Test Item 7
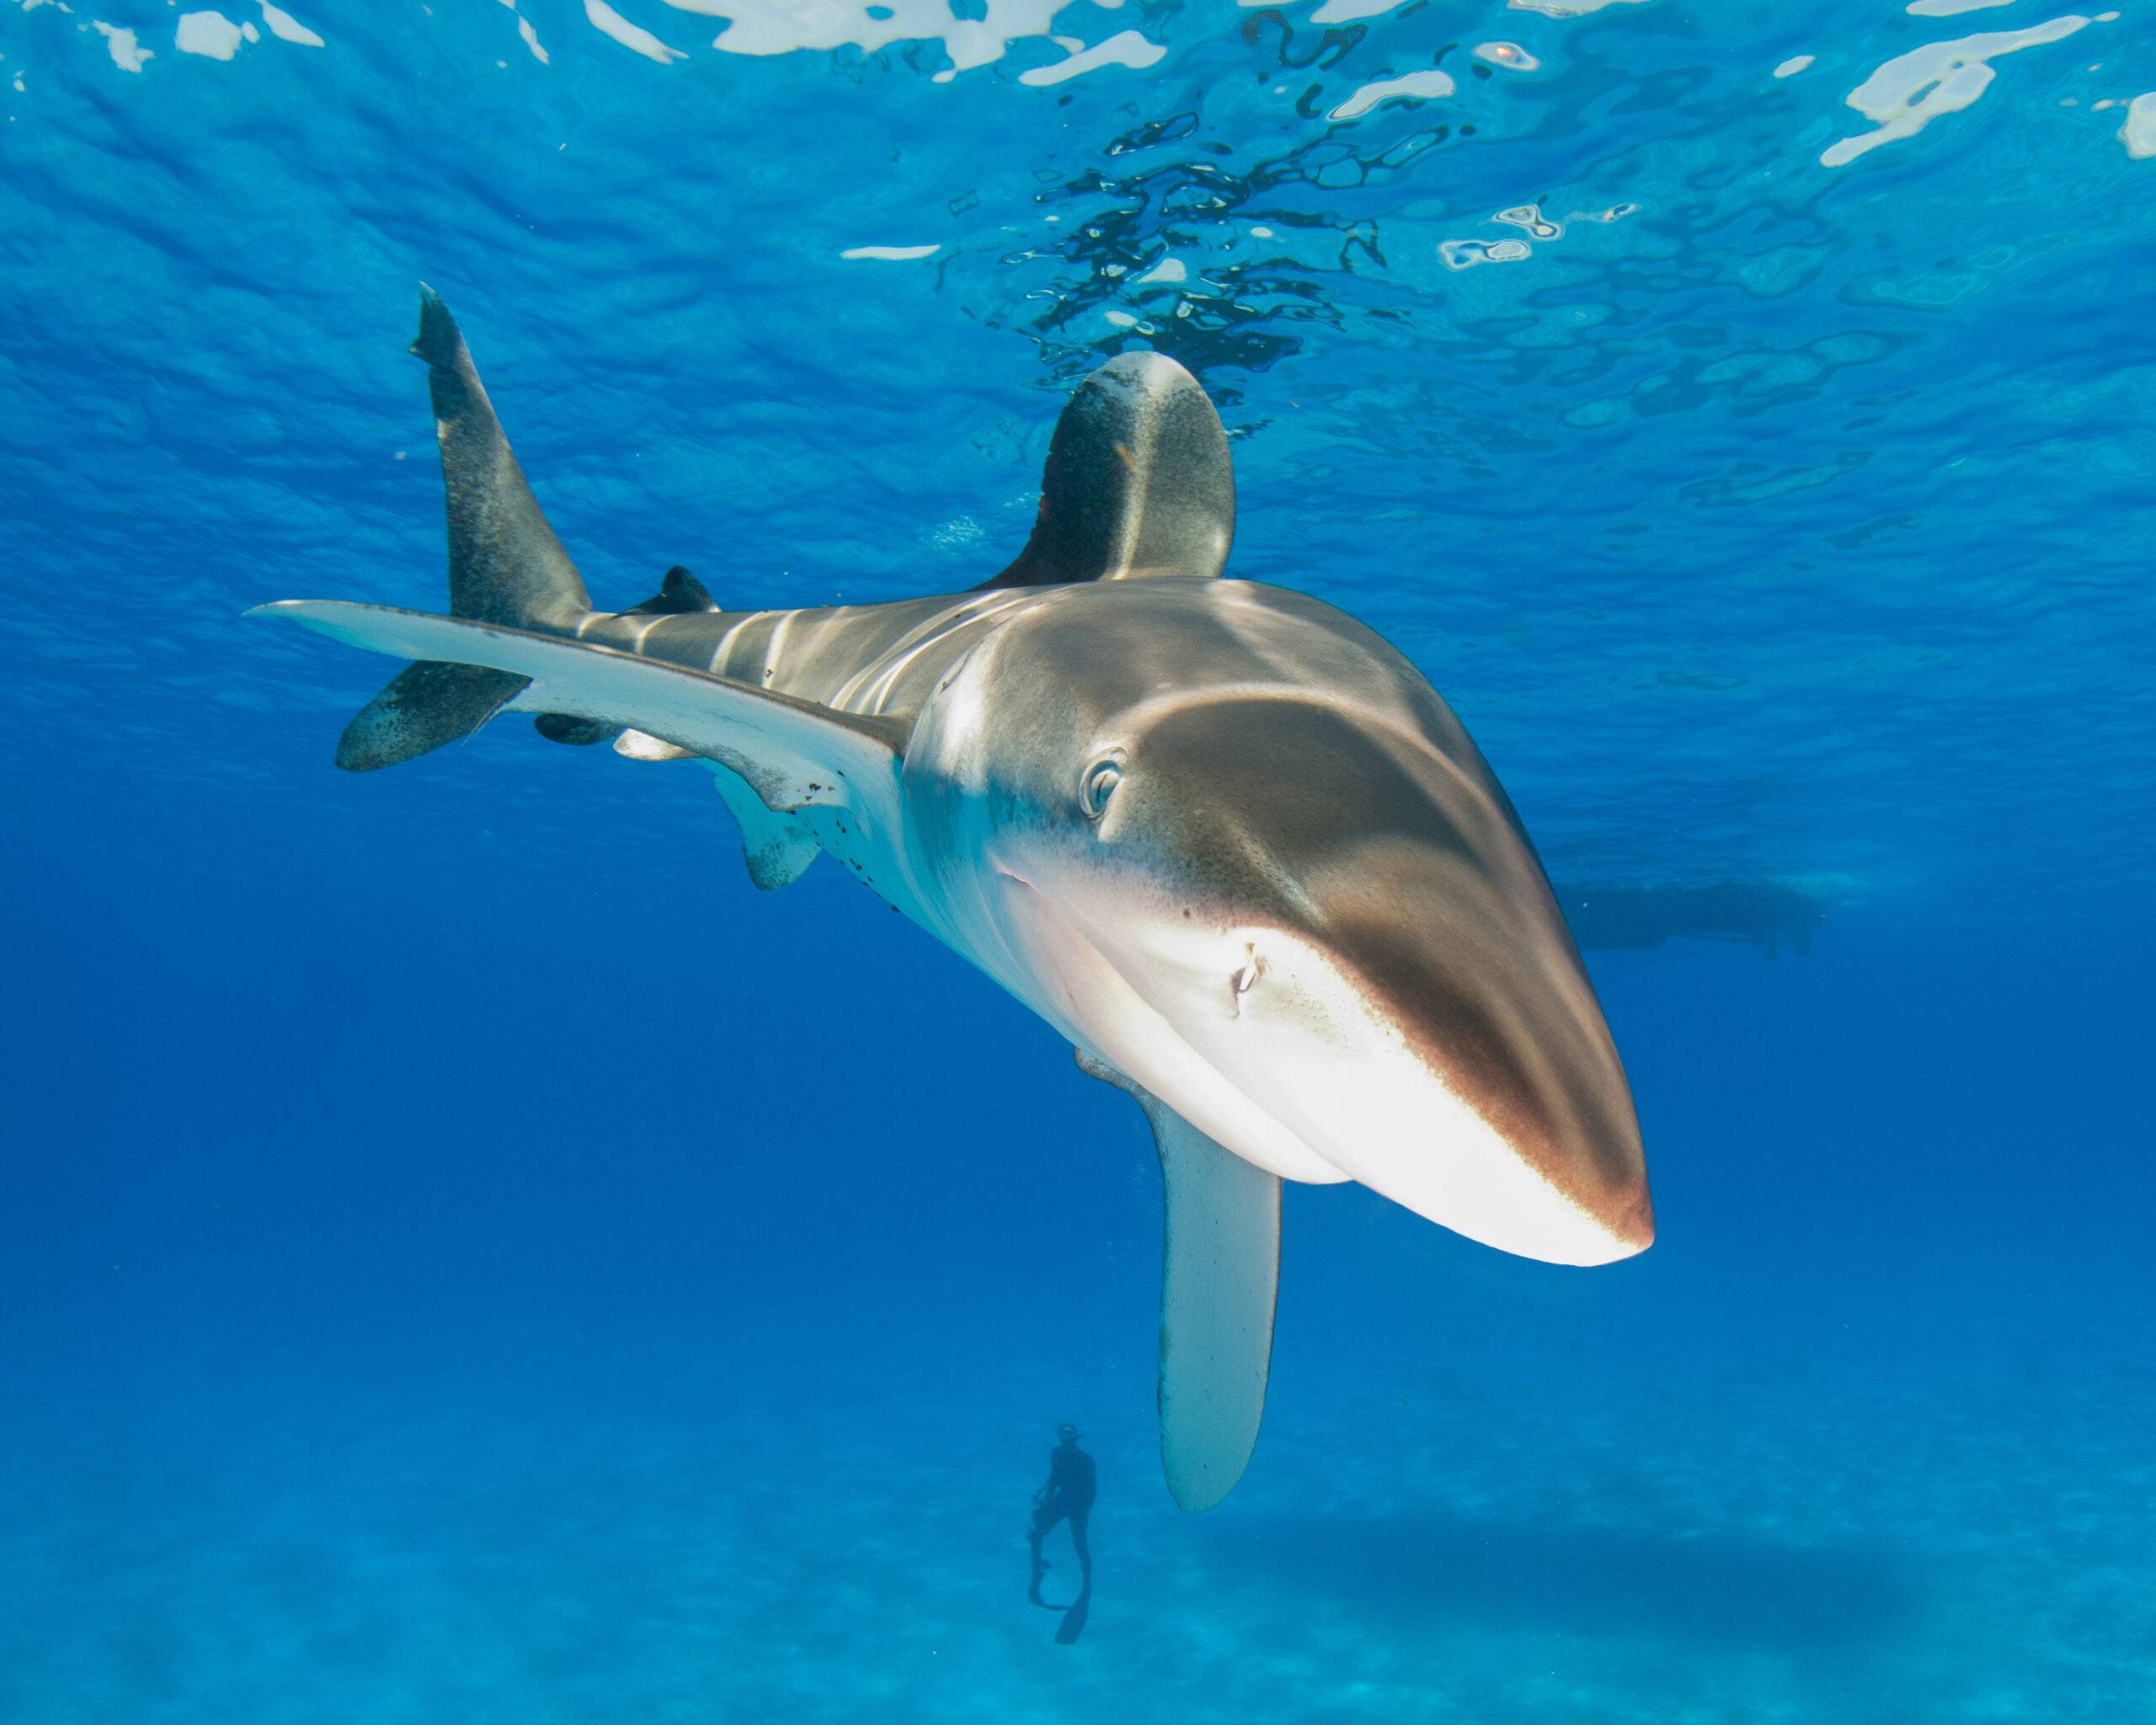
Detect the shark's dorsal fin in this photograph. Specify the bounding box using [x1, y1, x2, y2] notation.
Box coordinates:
[981, 352, 1235, 589]
[1076, 1049, 1279, 1512]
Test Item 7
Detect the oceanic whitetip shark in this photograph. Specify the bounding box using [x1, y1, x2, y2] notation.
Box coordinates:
[252, 291, 1652, 1511]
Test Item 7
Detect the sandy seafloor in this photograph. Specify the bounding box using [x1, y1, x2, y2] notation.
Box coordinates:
[7, 895, 2148, 1722]
[10, 1268, 2150, 1723]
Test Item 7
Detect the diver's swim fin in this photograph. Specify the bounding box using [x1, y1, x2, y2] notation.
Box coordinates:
[1054, 1589, 1091, 1646]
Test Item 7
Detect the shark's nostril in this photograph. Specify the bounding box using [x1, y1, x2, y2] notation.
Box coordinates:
[1229, 946, 1263, 1017]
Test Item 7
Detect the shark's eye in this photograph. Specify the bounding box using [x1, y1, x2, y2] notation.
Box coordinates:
[1080, 756, 1123, 821]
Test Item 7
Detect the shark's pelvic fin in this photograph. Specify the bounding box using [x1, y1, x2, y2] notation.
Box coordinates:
[707, 761, 819, 889]
[1078, 1049, 1279, 1512]
[982, 351, 1235, 590]
[615, 729, 698, 762]
[335, 289, 597, 772]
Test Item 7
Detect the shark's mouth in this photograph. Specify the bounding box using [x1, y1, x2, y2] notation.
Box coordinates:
[991, 867, 1647, 1266]
[990, 868, 1350, 1188]
[1195, 930, 1650, 1267]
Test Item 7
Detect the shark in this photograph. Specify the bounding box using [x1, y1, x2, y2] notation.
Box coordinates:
[251, 290, 1652, 1511]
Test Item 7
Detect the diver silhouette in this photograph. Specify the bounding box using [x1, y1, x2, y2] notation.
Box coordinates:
[1027, 1423, 1095, 1632]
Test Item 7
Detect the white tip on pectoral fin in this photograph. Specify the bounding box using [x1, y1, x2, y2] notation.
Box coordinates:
[1155, 1103, 1280, 1510]
[1076, 1050, 1280, 1511]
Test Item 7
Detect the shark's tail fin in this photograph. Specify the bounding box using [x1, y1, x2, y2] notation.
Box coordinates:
[335, 287, 594, 772]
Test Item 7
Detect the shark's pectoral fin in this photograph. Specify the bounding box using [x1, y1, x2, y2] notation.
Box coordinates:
[1153, 1103, 1280, 1512]
[1076, 1049, 1279, 1512]
[981, 350, 1235, 589]
[249, 602, 905, 825]
[707, 760, 819, 889]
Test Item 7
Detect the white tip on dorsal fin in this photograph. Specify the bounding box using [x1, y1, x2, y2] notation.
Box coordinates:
[1076, 1049, 1280, 1512]
[614, 729, 698, 762]
[979, 350, 1235, 590]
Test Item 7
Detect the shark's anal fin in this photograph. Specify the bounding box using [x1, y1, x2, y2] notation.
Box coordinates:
[707, 760, 819, 889]
[533, 713, 613, 747]
[1076, 1049, 1279, 1512]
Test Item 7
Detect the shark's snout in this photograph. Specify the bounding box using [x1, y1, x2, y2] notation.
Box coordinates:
[1077, 692, 1653, 1265]
[1189, 918, 1652, 1266]
[1312, 883, 1656, 1261]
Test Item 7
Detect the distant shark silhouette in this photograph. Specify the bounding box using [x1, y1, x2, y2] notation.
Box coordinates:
[252, 290, 1652, 1511]
[1557, 879, 1828, 956]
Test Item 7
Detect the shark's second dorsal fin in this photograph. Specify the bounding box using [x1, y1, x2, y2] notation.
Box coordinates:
[981, 352, 1235, 589]
[1076, 1049, 1279, 1512]
[532, 567, 720, 747]
[627, 565, 719, 616]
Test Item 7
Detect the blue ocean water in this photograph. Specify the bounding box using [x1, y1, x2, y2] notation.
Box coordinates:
[4, 1, 2153, 1718]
